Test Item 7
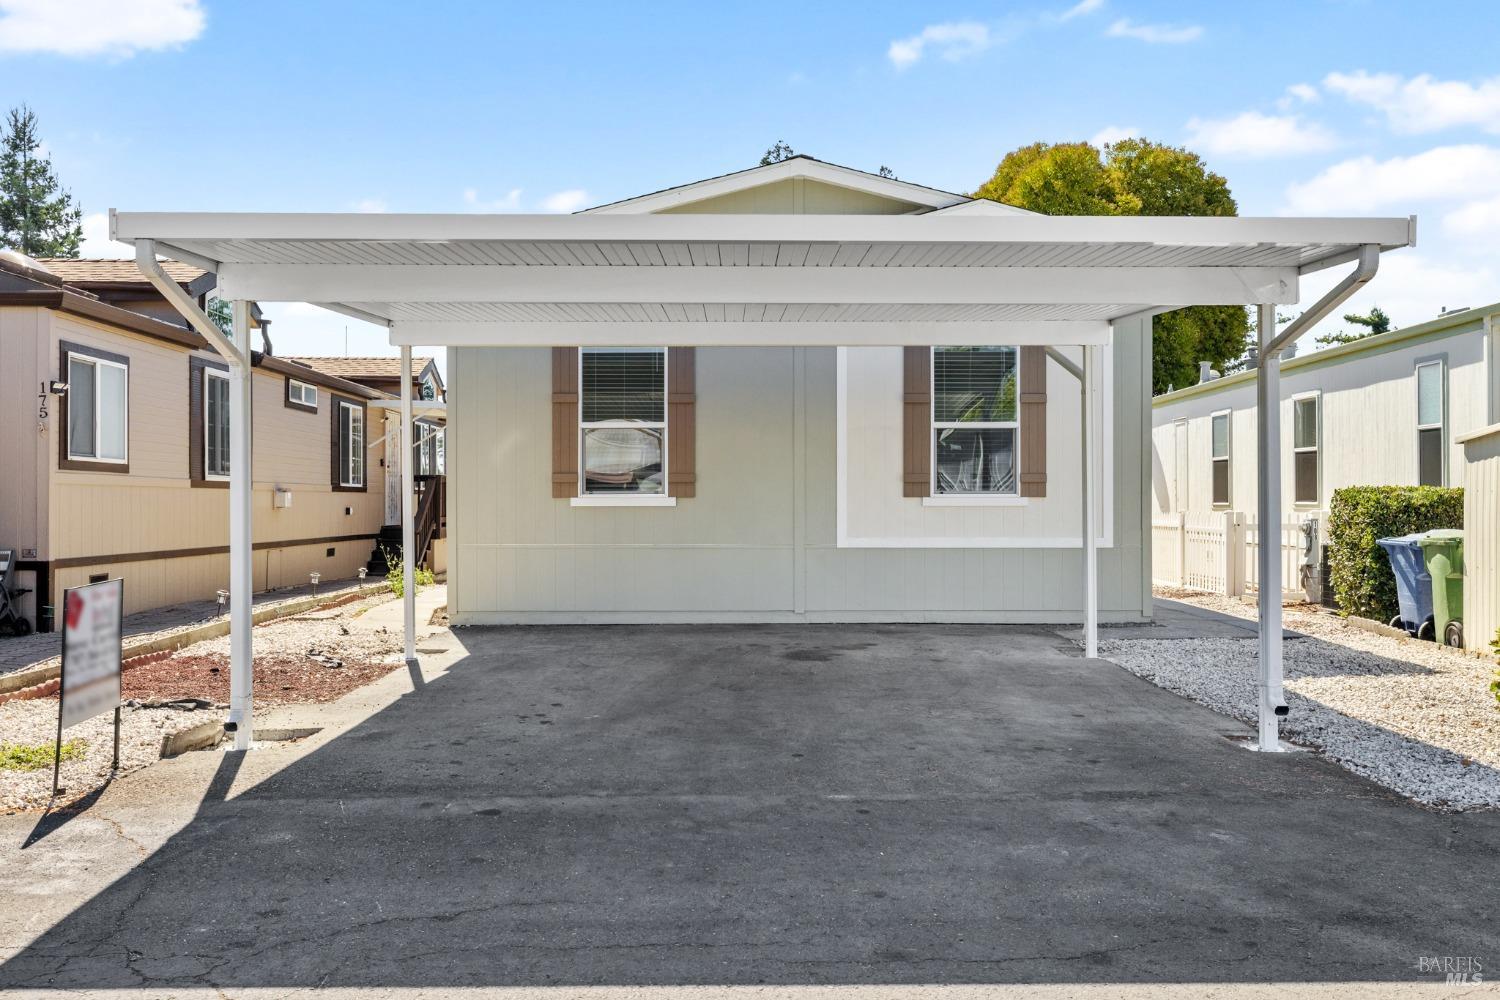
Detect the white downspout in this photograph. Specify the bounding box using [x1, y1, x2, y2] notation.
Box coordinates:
[1253, 244, 1380, 752]
[1044, 346, 1096, 658]
[401, 345, 417, 671]
[134, 242, 256, 749]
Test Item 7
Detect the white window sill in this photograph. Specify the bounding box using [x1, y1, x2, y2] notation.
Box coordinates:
[570, 495, 677, 507]
[922, 495, 1029, 508]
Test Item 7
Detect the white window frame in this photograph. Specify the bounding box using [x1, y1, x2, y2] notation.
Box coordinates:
[203, 368, 231, 481]
[66, 350, 129, 464]
[338, 400, 365, 488]
[1291, 391, 1320, 507]
[574, 346, 673, 506]
[930, 345, 1021, 499]
[1210, 409, 1231, 508]
[1415, 358, 1445, 486]
[288, 378, 318, 409]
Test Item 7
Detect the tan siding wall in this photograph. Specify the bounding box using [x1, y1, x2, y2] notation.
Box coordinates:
[34, 312, 388, 619]
[0, 307, 48, 555]
[661, 178, 923, 215]
[1461, 428, 1500, 652]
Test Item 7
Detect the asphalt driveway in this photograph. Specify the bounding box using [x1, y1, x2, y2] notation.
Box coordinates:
[2, 623, 1496, 992]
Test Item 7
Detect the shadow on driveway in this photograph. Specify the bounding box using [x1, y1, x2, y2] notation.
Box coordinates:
[2, 623, 1496, 990]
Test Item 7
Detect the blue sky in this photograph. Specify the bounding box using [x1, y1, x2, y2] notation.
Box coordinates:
[7, 0, 1500, 365]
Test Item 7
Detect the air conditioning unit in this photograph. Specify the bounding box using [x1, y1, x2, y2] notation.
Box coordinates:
[272, 488, 293, 509]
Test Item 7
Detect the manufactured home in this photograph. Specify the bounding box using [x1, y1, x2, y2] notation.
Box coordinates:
[1152, 303, 1500, 517]
[110, 155, 1416, 750]
[0, 254, 446, 630]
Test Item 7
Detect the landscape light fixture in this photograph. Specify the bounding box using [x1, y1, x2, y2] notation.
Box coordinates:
[216, 589, 230, 616]
[357, 567, 368, 582]
[309, 571, 321, 597]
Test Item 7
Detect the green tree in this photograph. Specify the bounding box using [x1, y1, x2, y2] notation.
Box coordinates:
[1317, 305, 1392, 347]
[760, 140, 797, 166]
[0, 106, 82, 258]
[973, 138, 1249, 393]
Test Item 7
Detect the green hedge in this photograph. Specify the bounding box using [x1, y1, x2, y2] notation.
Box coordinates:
[1327, 485, 1463, 621]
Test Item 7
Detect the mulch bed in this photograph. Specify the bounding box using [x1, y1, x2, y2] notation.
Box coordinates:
[122, 652, 403, 706]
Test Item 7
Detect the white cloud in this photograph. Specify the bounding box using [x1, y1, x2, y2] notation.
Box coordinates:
[1283, 144, 1500, 213]
[1442, 194, 1500, 240]
[888, 21, 992, 69]
[1105, 18, 1202, 43]
[353, 197, 388, 213]
[1059, 0, 1104, 20]
[1324, 70, 1500, 134]
[0, 0, 203, 58]
[79, 211, 129, 259]
[541, 189, 590, 214]
[462, 187, 522, 212]
[1090, 124, 1138, 146]
[1183, 112, 1338, 158]
[1275, 82, 1320, 110]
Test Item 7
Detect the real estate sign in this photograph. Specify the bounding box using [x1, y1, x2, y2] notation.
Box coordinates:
[60, 579, 123, 728]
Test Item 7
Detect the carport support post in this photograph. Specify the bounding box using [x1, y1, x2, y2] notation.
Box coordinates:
[228, 300, 255, 749]
[401, 345, 416, 670]
[1255, 303, 1285, 752]
[1082, 344, 1098, 659]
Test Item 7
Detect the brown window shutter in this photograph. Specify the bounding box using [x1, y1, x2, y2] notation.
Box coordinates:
[902, 347, 931, 497]
[667, 347, 696, 498]
[551, 347, 580, 498]
[1018, 346, 1047, 498]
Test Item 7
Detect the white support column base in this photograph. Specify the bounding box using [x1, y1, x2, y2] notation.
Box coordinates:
[1255, 303, 1287, 753]
[228, 300, 255, 750]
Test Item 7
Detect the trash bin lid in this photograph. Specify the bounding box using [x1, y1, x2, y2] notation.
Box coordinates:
[1377, 532, 1428, 551]
[1417, 528, 1463, 552]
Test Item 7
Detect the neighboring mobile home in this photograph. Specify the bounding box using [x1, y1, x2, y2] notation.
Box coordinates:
[1150, 303, 1499, 614]
[1152, 304, 1498, 512]
[0, 253, 394, 629]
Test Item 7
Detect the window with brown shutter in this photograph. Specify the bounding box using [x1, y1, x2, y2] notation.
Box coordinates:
[555, 346, 696, 499]
[1017, 346, 1047, 498]
[667, 347, 696, 497]
[907, 345, 1046, 498]
[551, 347, 580, 497]
[901, 347, 931, 497]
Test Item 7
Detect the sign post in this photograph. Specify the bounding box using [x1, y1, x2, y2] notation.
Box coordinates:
[53, 578, 124, 799]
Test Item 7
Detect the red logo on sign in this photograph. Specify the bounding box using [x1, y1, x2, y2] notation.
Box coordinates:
[65, 591, 84, 630]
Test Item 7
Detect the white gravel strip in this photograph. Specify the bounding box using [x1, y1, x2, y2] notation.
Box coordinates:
[1102, 597, 1500, 812]
[0, 701, 215, 813]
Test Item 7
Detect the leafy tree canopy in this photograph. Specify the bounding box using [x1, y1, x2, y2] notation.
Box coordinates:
[0, 105, 82, 258]
[973, 138, 1246, 393]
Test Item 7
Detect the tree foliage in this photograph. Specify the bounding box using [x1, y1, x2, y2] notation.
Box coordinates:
[973, 138, 1248, 393]
[759, 140, 797, 166]
[1317, 305, 1392, 347]
[0, 105, 82, 258]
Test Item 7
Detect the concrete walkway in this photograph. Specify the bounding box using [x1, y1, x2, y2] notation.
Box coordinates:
[0, 575, 378, 677]
[2, 622, 1494, 993]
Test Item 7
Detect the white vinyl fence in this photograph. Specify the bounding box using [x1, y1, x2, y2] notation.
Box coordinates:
[1153, 510, 1318, 601]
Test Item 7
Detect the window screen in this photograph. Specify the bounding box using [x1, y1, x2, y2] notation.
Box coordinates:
[67, 354, 127, 462]
[932, 346, 1019, 495]
[339, 402, 365, 487]
[1293, 396, 1318, 504]
[205, 371, 230, 477]
[581, 349, 665, 423]
[1416, 362, 1443, 486]
[1210, 413, 1230, 506]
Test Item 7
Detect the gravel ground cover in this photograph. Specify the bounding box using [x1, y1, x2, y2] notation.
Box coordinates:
[0, 591, 406, 813]
[1102, 589, 1500, 811]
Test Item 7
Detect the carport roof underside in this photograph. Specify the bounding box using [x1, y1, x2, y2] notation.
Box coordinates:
[110, 211, 1416, 346]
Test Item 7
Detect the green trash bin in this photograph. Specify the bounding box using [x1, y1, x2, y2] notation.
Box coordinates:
[1418, 529, 1465, 648]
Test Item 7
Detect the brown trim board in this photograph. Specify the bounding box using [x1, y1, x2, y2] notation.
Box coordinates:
[51, 533, 381, 571]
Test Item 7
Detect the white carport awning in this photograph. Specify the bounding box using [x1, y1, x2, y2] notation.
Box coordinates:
[110, 211, 1416, 346]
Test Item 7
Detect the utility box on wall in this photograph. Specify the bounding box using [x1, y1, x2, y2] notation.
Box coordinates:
[272, 488, 293, 509]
